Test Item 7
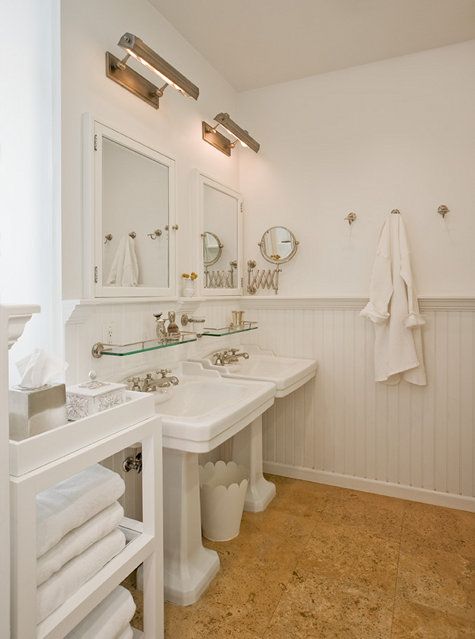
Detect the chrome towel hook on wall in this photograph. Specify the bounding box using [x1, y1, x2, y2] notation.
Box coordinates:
[345, 212, 357, 225]
[105, 231, 136, 242]
[147, 229, 162, 240]
[391, 209, 401, 214]
[438, 204, 449, 218]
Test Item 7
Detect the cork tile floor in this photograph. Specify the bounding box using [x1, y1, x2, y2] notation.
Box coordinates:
[129, 475, 475, 638]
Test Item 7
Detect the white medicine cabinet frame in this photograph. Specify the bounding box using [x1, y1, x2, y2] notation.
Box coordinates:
[83, 114, 177, 298]
[195, 170, 243, 297]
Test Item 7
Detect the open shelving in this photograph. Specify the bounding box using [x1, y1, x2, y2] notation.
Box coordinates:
[92, 334, 197, 357]
[202, 322, 258, 337]
[10, 395, 163, 639]
[91, 323, 258, 357]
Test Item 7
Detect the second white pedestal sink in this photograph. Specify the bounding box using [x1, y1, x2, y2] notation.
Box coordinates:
[193, 346, 318, 513]
[154, 362, 275, 606]
[197, 345, 318, 398]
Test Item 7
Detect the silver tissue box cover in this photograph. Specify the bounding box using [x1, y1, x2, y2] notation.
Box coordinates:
[66, 382, 126, 421]
[9, 384, 67, 441]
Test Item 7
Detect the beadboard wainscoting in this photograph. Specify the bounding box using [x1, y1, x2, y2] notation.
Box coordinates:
[63, 297, 475, 514]
[240, 297, 475, 511]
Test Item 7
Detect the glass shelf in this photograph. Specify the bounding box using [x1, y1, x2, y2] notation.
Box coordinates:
[92, 334, 197, 357]
[202, 323, 258, 337]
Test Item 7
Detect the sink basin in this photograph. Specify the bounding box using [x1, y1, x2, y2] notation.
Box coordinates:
[157, 380, 246, 417]
[154, 362, 275, 453]
[195, 345, 317, 397]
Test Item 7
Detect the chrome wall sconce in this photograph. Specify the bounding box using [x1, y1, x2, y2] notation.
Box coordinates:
[106, 33, 199, 109]
[202, 112, 260, 156]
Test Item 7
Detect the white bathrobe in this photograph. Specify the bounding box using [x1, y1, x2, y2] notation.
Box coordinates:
[360, 213, 426, 386]
[107, 236, 139, 287]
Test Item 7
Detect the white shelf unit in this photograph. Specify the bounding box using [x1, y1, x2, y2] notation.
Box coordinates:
[10, 403, 163, 639]
[2, 303, 41, 639]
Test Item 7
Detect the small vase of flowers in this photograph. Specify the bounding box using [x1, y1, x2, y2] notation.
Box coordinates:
[181, 272, 198, 297]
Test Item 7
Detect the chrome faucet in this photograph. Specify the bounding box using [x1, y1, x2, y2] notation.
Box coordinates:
[154, 368, 179, 388]
[126, 369, 179, 392]
[212, 348, 249, 366]
[126, 373, 155, 392]
[127, 376, 142, 391]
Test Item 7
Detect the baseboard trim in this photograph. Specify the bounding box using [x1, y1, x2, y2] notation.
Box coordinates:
[263, 462, 475, 512]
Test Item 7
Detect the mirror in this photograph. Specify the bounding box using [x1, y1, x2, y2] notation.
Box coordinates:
[88, 117, 176, 297]
[202, 231, 223, 266]
[259, 226, 299, 264]
[199, 174, 242, 294]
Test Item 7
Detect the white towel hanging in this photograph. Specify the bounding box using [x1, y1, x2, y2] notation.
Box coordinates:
[360, 213, 426, 386]
[107, 235, 139, 287]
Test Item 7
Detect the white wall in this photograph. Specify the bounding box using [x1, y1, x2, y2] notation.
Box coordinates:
[61, 0, 239, 299]
[0, 0, 62, 378]
[238, 41, 475, 297]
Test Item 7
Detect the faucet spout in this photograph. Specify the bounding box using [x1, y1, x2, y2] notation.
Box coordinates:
[155, 369, 180, 388]
[212, 348, 249, 366]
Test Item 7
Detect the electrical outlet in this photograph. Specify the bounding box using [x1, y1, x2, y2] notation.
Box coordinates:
[103, 321, 115, 345]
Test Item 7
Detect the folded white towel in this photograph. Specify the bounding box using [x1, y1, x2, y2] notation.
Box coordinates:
[65, 585, 136, 639]
[37, 529, 126, 622]
[116, 626, 134, 639]
[37, 464, 125, 557]
[107, 235, 139, 287]
[37, 502, 124, 585]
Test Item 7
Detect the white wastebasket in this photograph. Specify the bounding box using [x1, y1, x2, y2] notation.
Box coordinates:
[199, 461, 249, 542]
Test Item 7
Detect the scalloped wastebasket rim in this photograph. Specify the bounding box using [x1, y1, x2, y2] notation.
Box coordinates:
[199, 460, 249, 490]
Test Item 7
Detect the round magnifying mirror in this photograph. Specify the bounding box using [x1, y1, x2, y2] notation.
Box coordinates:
[259, 226, 299, 264]
[202, 231, 223, 266]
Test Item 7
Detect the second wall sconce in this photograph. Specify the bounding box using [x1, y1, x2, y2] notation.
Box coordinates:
[106, 33, 199, 109]
[202, 112, 260, 156]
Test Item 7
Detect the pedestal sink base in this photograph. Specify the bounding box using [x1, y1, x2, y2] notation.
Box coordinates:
[163, 448, 220, 606]
[243, 475, 276, 513]
[232, 415, 276, 512]
[164, 546, 219, 606]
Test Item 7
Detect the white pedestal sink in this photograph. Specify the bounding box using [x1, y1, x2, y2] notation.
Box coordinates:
[193, 346, 318, 512]
[154, 363, 275, 606]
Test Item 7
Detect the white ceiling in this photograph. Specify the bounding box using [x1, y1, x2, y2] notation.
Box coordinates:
[149, 0, 475, 91]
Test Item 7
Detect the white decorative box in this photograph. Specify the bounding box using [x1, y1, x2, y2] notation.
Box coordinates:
[66, 372, 127, 421]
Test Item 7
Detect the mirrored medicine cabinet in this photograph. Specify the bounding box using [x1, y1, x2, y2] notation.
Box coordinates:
[83, 115, 177, 298]
[196, 172, 243, 296]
